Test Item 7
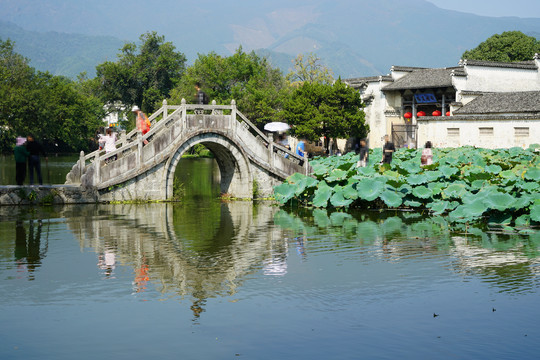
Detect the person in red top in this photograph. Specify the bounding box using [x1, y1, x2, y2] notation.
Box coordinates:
[132, 105, 150, 145]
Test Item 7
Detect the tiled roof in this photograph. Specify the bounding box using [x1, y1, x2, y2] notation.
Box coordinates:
[459, 59, 538, 70]
[382, 68, 459, 91]
[344, 75, 393, 89]
[454, 91, 540, 114]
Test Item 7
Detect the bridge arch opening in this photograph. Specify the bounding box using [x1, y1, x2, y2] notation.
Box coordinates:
[165, 132, 254, 199]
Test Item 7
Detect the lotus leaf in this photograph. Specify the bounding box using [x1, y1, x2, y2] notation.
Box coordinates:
[439, 165, 459, 178]
[524, 167, 540, 181]
[470, 179, 488, 190]
[404, 200, 423, 207]
[406, 173, 428, 185]
[424, 170, 442, 182]
[273, 183, 296, 204]
[342, 183, 358, 200]
[427, 182, 446, 195]
[311, 163, 328, 178]
[531, 204, 540, 222]
[521, 182, 539, 192]
[356, 178, 385, 201]
[397, 160, 422, 175]
[429, 201, 450, 215]
[325, 169, 349, 183]
[413, 186, 433, 199]
[455, 200, 486, 219]
[442, 183, 468, 199]
[379, 190, 403, 208]
[483, 192, 516, 211]
[330, 187, 354, 207]
[398, 184, 413, 195]
[312, 181, 333, 208]
[485, 164, 502, 174]
[515, 214, 531, 227]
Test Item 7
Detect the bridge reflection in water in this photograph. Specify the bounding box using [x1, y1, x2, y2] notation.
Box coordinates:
[64, 202, 285, 319]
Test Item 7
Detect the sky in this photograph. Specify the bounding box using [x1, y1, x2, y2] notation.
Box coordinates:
[427, 0, 540, 18]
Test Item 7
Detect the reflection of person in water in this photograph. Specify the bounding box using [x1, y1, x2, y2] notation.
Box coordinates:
[98, 247, 116, 278]
[14, 219, 46, 280]
[134, 256, 149, 293]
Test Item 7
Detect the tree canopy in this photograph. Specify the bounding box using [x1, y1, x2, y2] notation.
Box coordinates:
[168, 47, 286, 127]
[462, 31, 540, 62]
[96, 31, 186, 124]
[281, 79, 367, 151]
[0, 38, 104, 153]
[286, 52, 334, 85]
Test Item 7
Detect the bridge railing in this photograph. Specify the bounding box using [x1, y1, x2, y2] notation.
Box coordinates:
[70, 99, 309, 185]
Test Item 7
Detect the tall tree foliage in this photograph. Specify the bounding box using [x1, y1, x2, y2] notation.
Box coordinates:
[0, 38, 104, 153]
[169, 47, 286, 127]
[462, 31, 540, 62]
[281, 79, 367, 152]
[286, 53, 334, 85]
[96, 32, 186, 127]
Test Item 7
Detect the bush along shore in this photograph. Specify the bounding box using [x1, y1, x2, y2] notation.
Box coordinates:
[273, 145, 540, 235]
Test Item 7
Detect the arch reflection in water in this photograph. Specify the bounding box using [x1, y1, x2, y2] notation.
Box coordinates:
[65, 201, 284, 319]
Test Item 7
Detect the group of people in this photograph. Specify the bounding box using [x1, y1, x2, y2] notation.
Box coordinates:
[356, 135, 433, 167]
[13, 135, 48, 186]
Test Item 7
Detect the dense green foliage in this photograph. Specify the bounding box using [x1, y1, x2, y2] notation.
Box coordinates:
[280, 79, 367, 149]
[96, 32, 186, 129]
[462, 31, 540, 62]
[168, 48, 286, 128]
[0, 39, 105, 153]
[286, 53, 334, 85]
[274, 146, 540, 234]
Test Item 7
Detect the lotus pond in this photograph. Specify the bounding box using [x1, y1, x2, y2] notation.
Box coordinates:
[274, 146, 540, 234]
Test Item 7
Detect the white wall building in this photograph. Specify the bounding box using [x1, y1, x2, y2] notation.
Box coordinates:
[345, 56, 540, 149]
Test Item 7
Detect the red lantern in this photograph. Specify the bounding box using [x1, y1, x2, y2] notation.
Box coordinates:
[432, 110, 441, 116]
[404, 112, 412, 119]
[417, 111, 426, 117]
[446, 111, 451, 116]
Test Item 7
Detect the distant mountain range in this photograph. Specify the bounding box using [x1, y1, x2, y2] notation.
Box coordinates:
[1, 0, 540, 79]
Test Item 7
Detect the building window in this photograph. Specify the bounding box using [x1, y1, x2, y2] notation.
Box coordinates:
[447, 128, 460, 137]
[514, 127, 529, 137]
[479, 127, 494, 136]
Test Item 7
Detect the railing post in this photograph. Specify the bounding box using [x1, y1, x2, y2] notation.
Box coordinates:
[304, 153, 309, 175]
[181, 98, 187, 130]
[79, 151, 85, 182]
[231, 99, 236, 135]
[137, 131, 143, 169]
[94, 151, 100, 185]
[268, 133, 274, 167]
[163, 99, 168, 120]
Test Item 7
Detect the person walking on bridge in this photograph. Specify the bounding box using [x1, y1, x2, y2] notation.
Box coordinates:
[132, 105, 150, 145]
[14, 136, 30, 185]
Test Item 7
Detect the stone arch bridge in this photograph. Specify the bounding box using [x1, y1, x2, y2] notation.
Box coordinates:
[65, 100, 309, 201]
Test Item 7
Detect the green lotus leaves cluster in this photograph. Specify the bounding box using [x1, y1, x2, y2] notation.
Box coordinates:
[273, 145, 540, 232]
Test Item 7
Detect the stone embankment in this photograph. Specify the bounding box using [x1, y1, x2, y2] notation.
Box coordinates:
[0, 185, 98, 206]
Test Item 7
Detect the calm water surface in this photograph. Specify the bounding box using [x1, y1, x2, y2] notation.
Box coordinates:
[0, 154, 79, 185]
[1, 159, 540, 359]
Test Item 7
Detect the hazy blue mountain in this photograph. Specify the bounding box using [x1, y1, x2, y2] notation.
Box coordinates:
[0, 21, 123, 78]
[2, 0, 540, 78]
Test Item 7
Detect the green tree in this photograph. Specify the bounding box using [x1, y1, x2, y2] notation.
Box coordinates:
[169, 47, 286, 127]
[1, 38, 105, 153]
[96, 32, 186, 129]
[286, 53, 334, 85]
[462, 31, 540, 62]
[281, 79, 367, 153]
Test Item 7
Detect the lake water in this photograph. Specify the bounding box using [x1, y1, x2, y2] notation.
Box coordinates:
[1, 157, 540, 359]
